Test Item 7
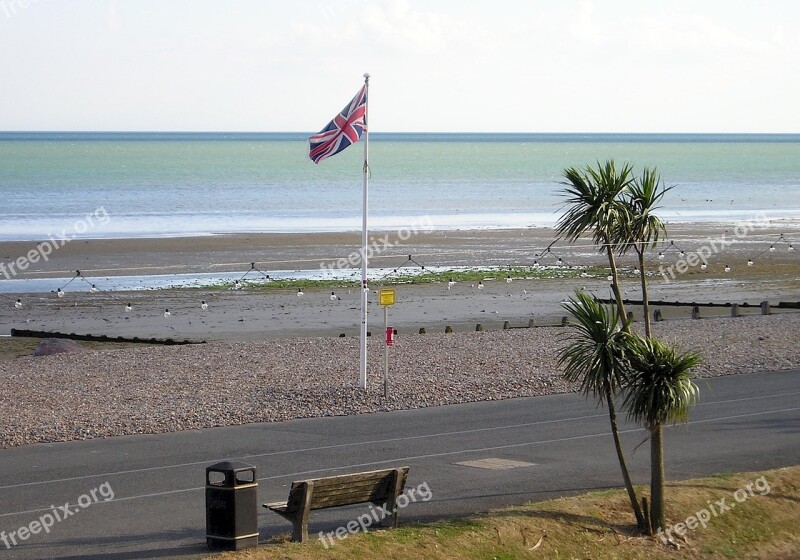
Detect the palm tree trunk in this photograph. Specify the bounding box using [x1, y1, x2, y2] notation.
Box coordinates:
[606, 245, 628, 329]
[604, 379, 645, 530]
[650, 424, 665, 531]
[637, 248, 652, 338]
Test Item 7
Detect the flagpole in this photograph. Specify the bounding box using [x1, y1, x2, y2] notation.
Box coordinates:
[359, 72, 370, 390]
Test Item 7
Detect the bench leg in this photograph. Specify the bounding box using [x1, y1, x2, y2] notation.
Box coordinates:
[290, 481, 314, 542]
[386, 468, 405, 528]
[291, 518, 308, 543]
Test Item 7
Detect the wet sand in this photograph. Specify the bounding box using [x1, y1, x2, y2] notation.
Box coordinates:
[1, 223, 799, 341]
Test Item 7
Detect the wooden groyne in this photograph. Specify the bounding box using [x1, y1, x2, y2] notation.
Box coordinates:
[10, 329, 204, 345]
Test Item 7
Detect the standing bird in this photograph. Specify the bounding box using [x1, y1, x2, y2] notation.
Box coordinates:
[90, 284, 98, 293]
[477, 281, 484, 290]
[57, 288, 65, 298]
[125, 303, 132, 313]
[164, 309, 171, 318]
[15, 299, 22, 309]
[447, 278, 455, 290]
[201, 301, 208, 310]
[297, 289, 304, 297]
[330, 291, 337, 301]
[506, 276, 512, 284]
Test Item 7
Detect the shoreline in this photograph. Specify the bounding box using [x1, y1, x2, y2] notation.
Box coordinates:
[1, 222, 798, 342]
[2, 221, 799, 280]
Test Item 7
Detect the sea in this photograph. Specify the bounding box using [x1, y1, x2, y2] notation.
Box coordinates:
[1, 132, 800, 242]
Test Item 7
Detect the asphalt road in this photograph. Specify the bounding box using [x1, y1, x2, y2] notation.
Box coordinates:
[0, 369, 798, 559]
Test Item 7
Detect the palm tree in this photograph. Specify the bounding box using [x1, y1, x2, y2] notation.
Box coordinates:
[558, 290, 646, 529]
[557, 160, 634, 326]
[619, 168, 671, 337]
[623, 336, 701, 532]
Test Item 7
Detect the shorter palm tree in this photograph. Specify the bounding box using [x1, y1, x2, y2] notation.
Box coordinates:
[558, 290, 645, 529]
[623, 336, 701, 532]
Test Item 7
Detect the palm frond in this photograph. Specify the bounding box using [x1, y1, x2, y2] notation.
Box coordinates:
[556, 160, 635, 250]
[619, 167, 672, 253]
[557, 290, 630, 400]
[622, 336, 701, 429]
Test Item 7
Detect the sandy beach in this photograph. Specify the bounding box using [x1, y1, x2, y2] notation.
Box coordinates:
[2, 223, 799, 341]
[0, 223, 798, 449]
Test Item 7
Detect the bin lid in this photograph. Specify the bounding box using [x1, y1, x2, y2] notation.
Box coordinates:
[207, 460, 256, 473]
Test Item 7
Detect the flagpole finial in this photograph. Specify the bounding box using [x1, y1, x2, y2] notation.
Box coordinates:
[363, 72, 370, 82]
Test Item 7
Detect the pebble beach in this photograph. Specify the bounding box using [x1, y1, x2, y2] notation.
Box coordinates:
[1, 313, 798, 449]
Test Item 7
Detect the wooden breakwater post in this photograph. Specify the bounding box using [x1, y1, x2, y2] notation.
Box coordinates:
[445, 325, 453, 333]
[761, 300, 771, 315]
[561, 316, 569, 327]
[503, 321, 510, 330]
[653, 309, 663, 322]
[475, 323, 484, 332]
[528, 318, 536, 328]
[418, 327, 426, 334]
[731, 303, 740, 317]
[626, 311, 635, 322]
[691, 305, 701, 320]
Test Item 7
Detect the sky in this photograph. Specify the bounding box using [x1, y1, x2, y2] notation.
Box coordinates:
[0, 0, 798, 133]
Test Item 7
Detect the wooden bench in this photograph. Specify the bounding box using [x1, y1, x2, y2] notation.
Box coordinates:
[263, 466, 410, 542]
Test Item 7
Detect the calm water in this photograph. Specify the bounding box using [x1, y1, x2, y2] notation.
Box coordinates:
[1, 132, 799, 241]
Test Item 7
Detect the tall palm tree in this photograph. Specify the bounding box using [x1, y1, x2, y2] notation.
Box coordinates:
[619, 168, 671, 337]
[623, 336, 701, 532]
[557, 160, 634, 327]
[558, 290, 646, 529]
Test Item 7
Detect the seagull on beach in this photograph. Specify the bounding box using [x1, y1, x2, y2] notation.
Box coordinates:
[234, 280, 242, 290]
[125, 303, 132, 312]
[164, 309, 171, 318]
[297, 289, 304, 297]
[90, 284, 98, 293]
[57, 288, 64, 298]
[201, 301, 208, 310]
[477, 281, 484, 290]
[447, 278, 455, 290]
[14, 299, 22, 309]
[330, 291, 338, 301]
[506, 276, 512, 284]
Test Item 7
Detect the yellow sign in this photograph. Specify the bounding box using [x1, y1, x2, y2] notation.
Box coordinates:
[379, 289, 396, 306]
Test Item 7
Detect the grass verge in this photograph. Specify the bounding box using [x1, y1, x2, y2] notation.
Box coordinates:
[209, 466, 799, 560]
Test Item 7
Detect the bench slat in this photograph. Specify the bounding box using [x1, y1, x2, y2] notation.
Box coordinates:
[291, 468, 402, 488]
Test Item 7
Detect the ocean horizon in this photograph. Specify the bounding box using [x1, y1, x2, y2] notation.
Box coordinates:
[1, 132, 799, 241]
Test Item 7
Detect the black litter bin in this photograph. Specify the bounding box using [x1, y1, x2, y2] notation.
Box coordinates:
[206, 461, 258, 550]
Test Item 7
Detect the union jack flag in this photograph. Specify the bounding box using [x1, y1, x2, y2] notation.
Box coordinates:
[309, 84, 367, 164]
